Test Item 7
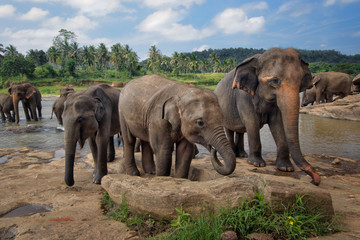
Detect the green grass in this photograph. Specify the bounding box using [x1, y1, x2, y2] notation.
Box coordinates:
[101, 191, 340, 240]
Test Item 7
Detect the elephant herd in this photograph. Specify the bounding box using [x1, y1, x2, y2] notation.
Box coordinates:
[4, 48, 358, 187]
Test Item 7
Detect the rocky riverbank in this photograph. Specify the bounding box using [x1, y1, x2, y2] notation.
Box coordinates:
[300, 93, 360, 121]
[1, 147, 360, 239]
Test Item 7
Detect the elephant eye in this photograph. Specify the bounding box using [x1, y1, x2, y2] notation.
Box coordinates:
[267, 78, 281, 88]
[197, 119, 205, 128]
[77, 117, 83, 123]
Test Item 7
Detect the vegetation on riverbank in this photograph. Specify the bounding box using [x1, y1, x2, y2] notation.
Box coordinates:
[101, 191, 339, 240]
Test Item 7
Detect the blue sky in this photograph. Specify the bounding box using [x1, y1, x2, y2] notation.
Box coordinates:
[1, 0, 360, 60]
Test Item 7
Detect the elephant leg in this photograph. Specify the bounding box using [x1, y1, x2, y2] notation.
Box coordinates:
[107, 136, 115, 162]
[0, 110, 5, 122]
[135, 138, 141, 152]
[30, 99, 38, 121]
[234, 132, 248, 158]
[37, 102, 42, 118]
[175, 139, 194, 178]
[22, 101, 31, 121]
[225, 128, 236, 155]
[149, 119, 173, 176]
[88, 137, 98, 178]
[268, 111, 293, 172]
[120, 115, 140, 176]
[141, 140, 155, 174]
[244, 118, 265, 167]
[93, 134, 109, 184]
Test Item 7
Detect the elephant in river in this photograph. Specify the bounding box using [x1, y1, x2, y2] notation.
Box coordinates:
[8, 82, 42, 124]
[119, 75, 236, 178]
[0, 94, 15, 122]
[63, 84, 121, 186]
[215, 48, 320, 185]
[301, 86, 332, 107]
[312, 71, 352, 104]
[51, 87, 75, 125]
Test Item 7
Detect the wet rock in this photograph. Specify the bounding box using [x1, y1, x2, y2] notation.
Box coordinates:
[300, 94, 360, 121]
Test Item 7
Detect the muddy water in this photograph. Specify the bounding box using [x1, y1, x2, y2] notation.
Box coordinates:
[0, 97, 359, 161]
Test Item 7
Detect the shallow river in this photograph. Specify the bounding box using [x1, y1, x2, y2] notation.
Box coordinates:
[0, 96, 359, 161]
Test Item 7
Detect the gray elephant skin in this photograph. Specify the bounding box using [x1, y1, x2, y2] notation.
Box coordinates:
[8, 82, 42, 124]
[63, 84, 121, 186]
[214, 48, 320, 185]
[0, 94, 15, 122]
[119, 75, 236, 178]
[312, 71, 352, 104]
[51, 87, 75, 125]
[301, 86, 332, 107]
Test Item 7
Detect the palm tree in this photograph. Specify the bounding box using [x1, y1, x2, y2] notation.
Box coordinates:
[148, 45, 161, 72]
[178, 53, 188, 73]
[47, 46, 59, 64]
[5, 44, 18, 56]
[209, 52, 220, 73]
[127, 51, 139, 76]
[110, 43, 125, 72]
[200, 58, 210, 73]
[96, 43, 109, 78]
[0, 43, 5, 59]
[188, 54, 199, 74]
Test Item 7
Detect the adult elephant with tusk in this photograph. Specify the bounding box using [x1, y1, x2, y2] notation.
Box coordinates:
[119, 75, 236, 178]
[62, 84, 121, 186]
[214, 48, 321, 185]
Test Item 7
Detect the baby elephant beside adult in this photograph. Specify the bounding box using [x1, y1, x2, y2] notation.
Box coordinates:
[215, 48, 320, 185]
[119, 75, 236, 178]
[63, 84, 121, 186]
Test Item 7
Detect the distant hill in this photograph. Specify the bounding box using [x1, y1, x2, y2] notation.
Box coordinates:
[185, 47, 360, 64]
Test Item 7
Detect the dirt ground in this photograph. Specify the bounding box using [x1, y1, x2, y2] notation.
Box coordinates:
[0, 147, 360, 240]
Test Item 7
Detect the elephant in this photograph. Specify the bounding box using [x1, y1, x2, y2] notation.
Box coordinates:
[214, 48, 320, 185]
[8, 82, 42, 124]
[0, 94, 15, 122]
[301, 86, 332, 107]
[119, 75, 236, 178]
[312, 71, 352, 104]
[62, 84, 121, 186]
[51, 87, 75, 125]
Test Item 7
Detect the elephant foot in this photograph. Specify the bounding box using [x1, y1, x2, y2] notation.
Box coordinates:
[236, 150, 248, 158]
[143, 166, 155, 174]
[93, 175, 103, 184]
[276, 159, 294, 172]
[126, 166, 141, 176]
[107, 154, 115, 162]
[247, 156, 266, 167]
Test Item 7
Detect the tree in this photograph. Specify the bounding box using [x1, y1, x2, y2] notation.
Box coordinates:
[0, 43, 5, 59]
[5, 44, 18, 57]
[26, 49, 47, 66]
[52, 29, 78, 66]
[199, 58, 210, 73]
[188, 54, 199, 73]
[46, 46, 59, 64]
[0, 54, 35, 77]
[148, 45, 161, 72]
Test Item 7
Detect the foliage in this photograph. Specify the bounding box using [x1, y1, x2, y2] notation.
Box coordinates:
[0, 54, 35, 78]
[101, 191, 339, 240]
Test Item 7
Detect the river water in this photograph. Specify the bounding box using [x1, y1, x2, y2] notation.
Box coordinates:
[0, 96, 359, 161]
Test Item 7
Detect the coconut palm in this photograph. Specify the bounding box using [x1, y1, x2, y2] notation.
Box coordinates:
[5, 44, 18, 56]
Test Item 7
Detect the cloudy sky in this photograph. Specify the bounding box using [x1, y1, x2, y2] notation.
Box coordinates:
[1, 0, 360, 60]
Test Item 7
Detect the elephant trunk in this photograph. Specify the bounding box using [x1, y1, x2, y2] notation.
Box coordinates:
[12, 95, 20, 124]
[207, 126, 236, 175]
[64, 134, 77, 186]
[277, 88, 321, 185]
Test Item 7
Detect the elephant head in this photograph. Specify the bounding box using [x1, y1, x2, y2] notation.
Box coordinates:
[232, 48, 320, 185]
[62, 89, 107, 186]
[8, 83, 36, 124]
[162, 87, 236, 175]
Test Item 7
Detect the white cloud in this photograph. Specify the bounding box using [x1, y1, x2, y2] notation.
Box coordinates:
[20, 7, 49, 21]
[0, 4, 16, 18]
[324, 0, 359, 6]
[142, 0, 205, 9]
[212, 8, 265, 35]
[192, 44, 210, 52]
[241, 1, 269, 11]
[137, 8, 213, 41]
[277, 1, 312, 17]
[42, 15, 99, 31]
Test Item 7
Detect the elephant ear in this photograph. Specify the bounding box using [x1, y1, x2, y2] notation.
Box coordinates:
[313, 75, 321, 86]
[232, 56, 258, 97]
[94, 97, 105, 122]
[162, 96, 181, 132]
[299, 60, 314, 91]
[25, 86, 36, 99]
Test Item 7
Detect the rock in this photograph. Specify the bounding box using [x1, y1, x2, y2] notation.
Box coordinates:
[248, 232, 274, 240]
[332, 158, 341, 165]
[300, 94, 360, 121]
[221, 231, 238, 240]
[124, 230, 141, 240]
[102, 156, 334, 220]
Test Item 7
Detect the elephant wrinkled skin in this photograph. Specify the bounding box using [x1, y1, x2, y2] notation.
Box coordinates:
[119, 75, 236, 178]
[8, 82, 42, 124]
[215, 48, 320, 185]
[62, 84, 121, 186]
[0, 94, 15, 122]
[51, 87, 75, 125]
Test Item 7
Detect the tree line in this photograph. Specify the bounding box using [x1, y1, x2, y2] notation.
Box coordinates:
[1, 29, 360, 86]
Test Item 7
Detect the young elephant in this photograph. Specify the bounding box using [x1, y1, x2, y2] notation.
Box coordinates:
[8, 82, 42, 124]
[51, 87, 75, 125]
[63, 84, 120, 186]
[119, 75, 236, 178]
[0, 94, 15, 122]
[215, 48, 320, 185]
